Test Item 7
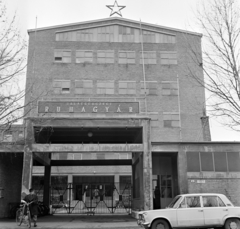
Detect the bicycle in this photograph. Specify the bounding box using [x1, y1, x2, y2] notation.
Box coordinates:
[16, 200, 34, 228]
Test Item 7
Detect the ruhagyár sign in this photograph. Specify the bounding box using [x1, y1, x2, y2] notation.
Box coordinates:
[38, 101, 139, 114]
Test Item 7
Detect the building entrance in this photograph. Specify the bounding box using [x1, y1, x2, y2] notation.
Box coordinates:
[152, 153, 178, 209]
[33, 177, 132, 214]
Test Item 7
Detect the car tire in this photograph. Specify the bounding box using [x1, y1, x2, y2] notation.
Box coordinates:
[151, 219, 170, 229]
[224, 218, 240, 229]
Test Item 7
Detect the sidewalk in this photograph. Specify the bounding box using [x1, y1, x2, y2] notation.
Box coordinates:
[0, 214, 140, 229]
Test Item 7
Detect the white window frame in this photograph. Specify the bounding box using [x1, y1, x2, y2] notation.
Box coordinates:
[54, 49, 71, 63]
[118, 51, 135, 64]
[76, 50, 93, 63]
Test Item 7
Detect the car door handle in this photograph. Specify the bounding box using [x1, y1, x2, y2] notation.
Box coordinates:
[223, 209, 228, 211]
[198, 210, 203, 212]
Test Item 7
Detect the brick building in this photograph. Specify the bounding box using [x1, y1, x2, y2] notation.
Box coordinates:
[0, 17, 240, 218]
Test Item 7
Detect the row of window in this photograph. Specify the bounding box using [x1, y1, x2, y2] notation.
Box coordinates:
[52, 152, 131, 160]
[53, 80, 178, 96]
[56, 25, 176, 44]
[187, 152, 240, 172]
[179, 195, 226, 208]
[54, 49, 177, 65]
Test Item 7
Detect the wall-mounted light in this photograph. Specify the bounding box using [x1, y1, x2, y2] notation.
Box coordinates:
[88, 132, 93, 137]
[0, 187, 4, 199]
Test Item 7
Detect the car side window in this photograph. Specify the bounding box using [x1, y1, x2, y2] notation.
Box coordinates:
[203, 196, 225, 207]
[218, 197, 226, 207]
[179, 197, 188, 208]
[186, 196, 201, 208]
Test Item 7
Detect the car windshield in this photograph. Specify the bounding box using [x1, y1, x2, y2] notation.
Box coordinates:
[167, 195, 182, 208]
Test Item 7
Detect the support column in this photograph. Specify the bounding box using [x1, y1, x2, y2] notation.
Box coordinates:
[142, 119, 152, 210]
[21, 147, 33, 198]
[178, 145, 188, 194]
[21, 119, 34, 199]
[68, 174, 73, 201]
[43, 165, 51, 207]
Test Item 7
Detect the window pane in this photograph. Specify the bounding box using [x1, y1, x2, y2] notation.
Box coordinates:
[214, 152, 227, 172]
[227, 152, 240, 171]
[186, 152, 200, 172]
[203, 196, 218, 207]
[200, 152, 214, 171]
[186, 196, 200, 208]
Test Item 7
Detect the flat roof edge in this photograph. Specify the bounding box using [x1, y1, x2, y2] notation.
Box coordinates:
[152, 141, 240, 144]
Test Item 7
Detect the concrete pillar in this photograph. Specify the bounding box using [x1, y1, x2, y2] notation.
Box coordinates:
[21, 147, 33, 198]
[177, 145, 188, 194]
[21, 119, 34, 199]
[142, 119, 152, 210]
[68, 174, 73, 201]
[43, 165, 51, 207]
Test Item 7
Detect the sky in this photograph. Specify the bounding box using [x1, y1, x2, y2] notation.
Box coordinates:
[2, 0, 240, 141]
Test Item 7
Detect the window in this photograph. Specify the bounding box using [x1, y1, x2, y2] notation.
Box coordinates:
[97, 26, 114, 42]
[186, 152, 201, 172]
[160, 175, 172, 198]
[200, 152, 214, 171]
[203, 196, 226, 207]
[162, 81, 178, 96]
[214, 152, 227, 172]
[185, 196, 201, 208]
[160, 51, 177, 65]
[56, 26, 176, 44]
[3, 133, 12, 142]
[163, 113, 180, 128]
[76, 50, 93, 63]
[142, 30, 156, 43]
[82, 153, 92, 160]
[59, 153, 68, 160]
[140, 81, 158, 95]
[97, 50, 114, 64]
[97, 81, 114, 94]
[76, 29, 94, 41]
[118, 51, 135, 64]
[228, 152, 240, 171]
[74, 153, 82, 160]
[53, 80, 71, 94]
[140, 51, 156, 64]
[119, 81, 136, 95]
[96, 153, 105, 160]
[54, 50, 71, 63]
[119, 26, 135, 42]
[75, 80, 93, 95]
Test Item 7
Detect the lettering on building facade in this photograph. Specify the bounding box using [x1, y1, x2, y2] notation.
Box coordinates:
[38, 101, 139, 114]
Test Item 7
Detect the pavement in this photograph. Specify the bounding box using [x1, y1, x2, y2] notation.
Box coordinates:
[0, 214, 140, 229]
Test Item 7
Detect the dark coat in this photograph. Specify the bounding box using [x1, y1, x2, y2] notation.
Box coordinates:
[24, 194, 39, 216]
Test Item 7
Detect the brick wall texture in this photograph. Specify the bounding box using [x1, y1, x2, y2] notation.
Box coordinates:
[24, 18, 206, 142]
[0, 153, 23, 218]
[188, 178, 240, 206]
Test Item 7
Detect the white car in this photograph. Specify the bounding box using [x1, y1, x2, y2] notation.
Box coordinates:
[137, 193, 240, 229]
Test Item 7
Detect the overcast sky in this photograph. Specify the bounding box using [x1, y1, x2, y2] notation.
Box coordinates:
[3, 0, 240, 141]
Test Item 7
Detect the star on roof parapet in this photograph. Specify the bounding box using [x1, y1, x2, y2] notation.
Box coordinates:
[106, 0, 126, 17]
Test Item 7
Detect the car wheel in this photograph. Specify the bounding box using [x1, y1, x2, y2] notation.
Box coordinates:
[224, 218, 240, 229]
[151, 219, 170, 229]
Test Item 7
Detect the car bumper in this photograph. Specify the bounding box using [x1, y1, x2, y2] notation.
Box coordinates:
[137, 219, 150, 229]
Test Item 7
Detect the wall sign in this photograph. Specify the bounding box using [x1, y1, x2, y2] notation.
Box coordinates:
[38, 101, 139, 114]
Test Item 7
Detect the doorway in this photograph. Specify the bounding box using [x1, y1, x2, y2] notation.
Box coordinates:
[152, 153, 178, 209]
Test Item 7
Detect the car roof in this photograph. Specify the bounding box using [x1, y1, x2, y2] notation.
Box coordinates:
[180, 193, 225, 197]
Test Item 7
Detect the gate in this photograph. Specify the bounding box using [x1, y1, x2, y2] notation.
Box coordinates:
[50, 182, 132, 214]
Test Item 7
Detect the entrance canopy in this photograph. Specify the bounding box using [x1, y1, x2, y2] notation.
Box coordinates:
[34, 127, 143, 144]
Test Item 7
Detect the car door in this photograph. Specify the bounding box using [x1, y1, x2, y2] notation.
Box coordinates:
[177, 196, 205, 227]
[202, 195, 228, 226]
